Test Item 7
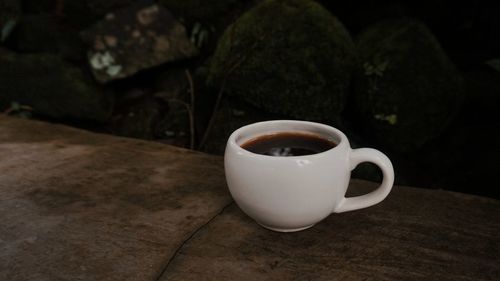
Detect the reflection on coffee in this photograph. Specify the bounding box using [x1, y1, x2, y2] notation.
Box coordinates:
[241, 132, 337, 156]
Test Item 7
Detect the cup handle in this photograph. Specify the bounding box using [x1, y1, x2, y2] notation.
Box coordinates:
[335, 148, 395, 213]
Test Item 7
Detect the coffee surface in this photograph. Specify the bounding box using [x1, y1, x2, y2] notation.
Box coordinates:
[241, 132, 337, 156]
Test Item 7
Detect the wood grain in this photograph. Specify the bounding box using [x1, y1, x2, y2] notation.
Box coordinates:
[161, 182, 500, 281]
[0, 117, 231, 281]
[0, 116, 498, 281]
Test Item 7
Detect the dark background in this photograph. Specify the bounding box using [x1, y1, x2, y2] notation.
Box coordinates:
[1, 0, 499, 198]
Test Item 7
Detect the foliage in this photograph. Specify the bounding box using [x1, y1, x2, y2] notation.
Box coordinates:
[1, 19, 16, 42]
[3, 101, 32, 118]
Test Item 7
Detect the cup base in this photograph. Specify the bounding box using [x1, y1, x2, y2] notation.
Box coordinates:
[258, 223, 315, 232]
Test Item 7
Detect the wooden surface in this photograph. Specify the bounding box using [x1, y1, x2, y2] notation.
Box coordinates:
[162, 186, 500, 281]
[0, 116, 499, 281]
[0, 117, 232, 281]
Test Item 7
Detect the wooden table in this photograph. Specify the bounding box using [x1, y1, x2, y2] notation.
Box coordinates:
[0, 116, 498, 281]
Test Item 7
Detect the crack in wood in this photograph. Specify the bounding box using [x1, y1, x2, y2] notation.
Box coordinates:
[154, 201, 234, 281]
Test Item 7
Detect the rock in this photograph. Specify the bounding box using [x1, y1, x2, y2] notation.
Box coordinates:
[81, 2, 198, 83]
[10, 14, 84, 60]
[202, 96, 284, 155]
[0, 0, 21, 42]
[207, 0, 356, 123]
[351, 18, 464, 152]
[0, 51, 112, 121]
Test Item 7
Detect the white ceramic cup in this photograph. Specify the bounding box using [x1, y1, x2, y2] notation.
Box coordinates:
[224, 120, 395, 232]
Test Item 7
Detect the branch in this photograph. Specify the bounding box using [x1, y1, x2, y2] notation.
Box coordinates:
[168, 99, 194, 150]
[184, 69, 195, 149]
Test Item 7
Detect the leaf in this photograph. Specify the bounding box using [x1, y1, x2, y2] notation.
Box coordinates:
[197, 30, 208, 48]
[192, 22, 202, 36]
[1, 19, 17, 42]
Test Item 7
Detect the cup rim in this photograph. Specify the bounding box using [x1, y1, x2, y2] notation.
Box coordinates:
[228, 120, 348, 159]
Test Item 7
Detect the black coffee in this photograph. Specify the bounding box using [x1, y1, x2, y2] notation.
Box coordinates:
[241, 132, 337, 156]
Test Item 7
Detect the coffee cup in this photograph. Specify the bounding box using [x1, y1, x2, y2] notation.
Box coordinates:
[224, 120, 394, 232]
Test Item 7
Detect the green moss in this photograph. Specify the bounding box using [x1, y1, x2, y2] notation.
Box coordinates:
[203, 96, 285, 155]
[207, 0, 356, 122]
[353, 18, 464, 152]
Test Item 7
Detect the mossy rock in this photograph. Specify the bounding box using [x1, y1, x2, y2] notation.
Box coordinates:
[0, 51, 112, 121]
[202, 96, 285, 155]
[352, 18, 464, 152]
[80, 2, 197, 83]
[207, 0, 356, 123]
